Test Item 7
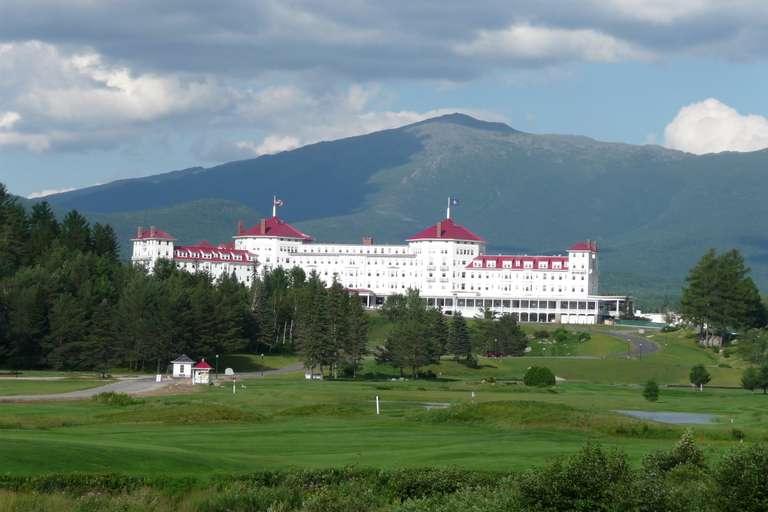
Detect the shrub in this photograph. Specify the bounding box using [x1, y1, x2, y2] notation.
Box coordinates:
[730, 427, 745, 441]
[463, 355, 479, 369]
[642, 377, 659, 402]
[641, 429, 708, 476]
[533, 330, 550, 339]
[90, 392, 141, 406]
[718, 362, 731, 368]
[711, 444, 768, 512]
[523, 366, 556, 387]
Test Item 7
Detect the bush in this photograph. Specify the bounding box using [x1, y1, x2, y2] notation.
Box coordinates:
[718, 362, 731, 368]
[463, 355, 479, 369]
[641, 429, 708, 476]
[711, 444, 768, 512]
[642, 377, 659, 402]
[523, 366, 556, 387]
[533, 330, 550, 339]
[90, 391, 142, 406]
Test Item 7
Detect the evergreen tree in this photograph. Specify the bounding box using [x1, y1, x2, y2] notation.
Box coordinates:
[44, 291, 90, 369]
[642, 377, 659, 402]
[326, 275, 349, 378]
[446, 311, 471, 362]
[489, 313, 528, 356]
[681, 248, 767, 346]
[427, 307, 449, 356]
[741, 366, 762, 395]
[375, 289, 440, 379]
[59, 210, 92, 253]
[0, 184, 29, 279]
[25, 201, 59, 265]
[297, 272, 333, 377]
[689, 363, 712, 391]
[91, 222, 120, 262]
[345, 292, 370, 378]
[88, 299, 117, 373]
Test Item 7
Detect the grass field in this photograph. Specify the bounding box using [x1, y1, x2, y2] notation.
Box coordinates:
[0, 378, 116, 396]
[0, 326, 762, 481]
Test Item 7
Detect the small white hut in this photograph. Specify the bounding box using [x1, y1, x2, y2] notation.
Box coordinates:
[171, 354, 196, 378]
[192, 359, 213, 385]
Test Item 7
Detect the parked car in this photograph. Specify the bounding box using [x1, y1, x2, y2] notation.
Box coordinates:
[485, 350, 503, 358]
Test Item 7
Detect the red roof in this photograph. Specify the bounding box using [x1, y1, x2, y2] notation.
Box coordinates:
[132, 228, 176, 241]
[236, 216, 312, 240]
[467, 255, 569, 270]
[407, 219, 486, 242]
[569, 242, 598, 252]
[218, 242, 236, 249]
[194, 360, 212, 369]
[174, 245, 258, 264]
[195, 240, 215, 248]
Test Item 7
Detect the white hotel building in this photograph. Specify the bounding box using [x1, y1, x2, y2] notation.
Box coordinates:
[132, 209, 631, 324]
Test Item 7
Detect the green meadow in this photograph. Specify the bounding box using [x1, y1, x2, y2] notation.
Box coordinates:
[0, 326, 764, 481]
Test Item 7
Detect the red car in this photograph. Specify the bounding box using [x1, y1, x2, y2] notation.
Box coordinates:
[485, 350, 503, 358]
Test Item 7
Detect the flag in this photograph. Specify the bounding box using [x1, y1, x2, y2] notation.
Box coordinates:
[450, 198, 459, 206]
[274, 198, 283, 207]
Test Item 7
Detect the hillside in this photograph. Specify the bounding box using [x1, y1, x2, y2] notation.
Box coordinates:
[33, 113, 768, 300]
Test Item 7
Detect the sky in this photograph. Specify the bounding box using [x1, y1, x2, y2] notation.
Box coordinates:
[2, 0, 768, 199]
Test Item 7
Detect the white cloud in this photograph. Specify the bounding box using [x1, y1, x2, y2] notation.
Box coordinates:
[663, 98, 768, 154]
[255, 135, 301, 155]
[27, 187, 75, 199]
[0, 41, 228, 151]
[455, 24, 653, 63]
[0, 111, 20, 128]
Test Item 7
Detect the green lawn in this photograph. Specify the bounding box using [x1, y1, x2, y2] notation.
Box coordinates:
[0, 327, 760, 478]
[0, 378, 116, 396]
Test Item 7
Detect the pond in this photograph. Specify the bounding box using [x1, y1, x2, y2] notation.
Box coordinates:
[614, 410, 726, 424]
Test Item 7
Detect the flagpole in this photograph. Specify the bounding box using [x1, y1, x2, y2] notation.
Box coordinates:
[447, 197, 451, 219]
[273, 195, 277, 217]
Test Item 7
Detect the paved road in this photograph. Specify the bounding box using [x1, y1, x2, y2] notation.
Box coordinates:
[604, 329, 661, 358]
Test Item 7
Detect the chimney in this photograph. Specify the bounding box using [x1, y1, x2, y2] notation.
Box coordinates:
[238, 220, 243, 235]
[260, 218, 267, 234]
[593, 241, 598, 252]
[587, 239, 591, 249]
[436, 222, 442, 238]
[363, 237, 373, 245]
[150, 226, 156, 236]
[138, 227, 143, 238]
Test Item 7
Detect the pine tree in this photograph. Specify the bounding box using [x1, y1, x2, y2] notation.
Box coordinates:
[446, 311, 471, 362]
[25, 201, 59, 265]
[642, 377, 659, 402]
[92, 222, 120, 262]
[681, 248, 767, 346]
[59, 210, 92, 253]
[345, 292, 370, 378]
[741, 367, 762, 395]
[88, 299, 117, 374]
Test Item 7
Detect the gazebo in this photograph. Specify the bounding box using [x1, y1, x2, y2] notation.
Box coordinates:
[192, 359, 213, 385]
[170, 354, 196, 378]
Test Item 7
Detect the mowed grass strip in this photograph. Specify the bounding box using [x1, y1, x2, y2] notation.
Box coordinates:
[0, 379, 116, 397]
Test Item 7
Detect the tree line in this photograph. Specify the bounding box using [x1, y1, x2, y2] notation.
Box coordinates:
[375, 289, 528, 378]
[0, 183, 372, 374]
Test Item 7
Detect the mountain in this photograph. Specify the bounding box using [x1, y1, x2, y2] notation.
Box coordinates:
[36, 113, 768, 302]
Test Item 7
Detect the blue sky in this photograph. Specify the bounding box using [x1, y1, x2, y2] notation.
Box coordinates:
[2, 0, 768, 198]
